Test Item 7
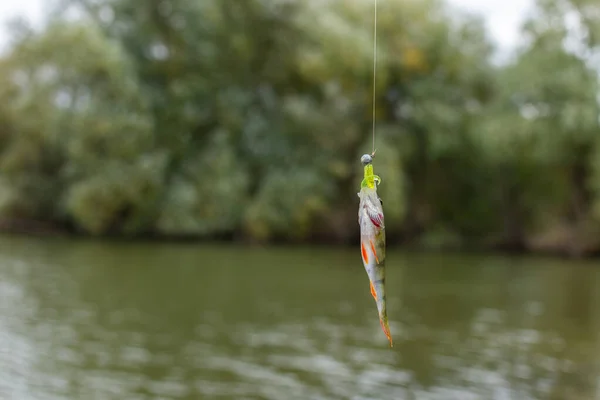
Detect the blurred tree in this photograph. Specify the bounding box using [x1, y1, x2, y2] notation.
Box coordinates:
[294, 0, 496, 244]
[0, 0, 598, 256]
[0, 21, 165, 234]
[475, 0, 600, 254]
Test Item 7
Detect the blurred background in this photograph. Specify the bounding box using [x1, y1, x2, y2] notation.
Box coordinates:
[1, 0, 600, 399]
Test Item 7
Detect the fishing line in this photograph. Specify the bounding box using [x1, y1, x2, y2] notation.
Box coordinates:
[371, 0, 378, 156]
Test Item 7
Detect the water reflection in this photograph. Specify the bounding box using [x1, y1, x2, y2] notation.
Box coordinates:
[1, 236, 600, 399]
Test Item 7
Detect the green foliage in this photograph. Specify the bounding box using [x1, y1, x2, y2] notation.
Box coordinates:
[0, 21, 160, 233]
[156, 130, 249, 236]
[469, 0, 600, 252]
[0, 0, 599, 255]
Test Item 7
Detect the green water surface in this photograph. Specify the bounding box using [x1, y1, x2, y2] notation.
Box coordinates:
[1, 236, 599, 400]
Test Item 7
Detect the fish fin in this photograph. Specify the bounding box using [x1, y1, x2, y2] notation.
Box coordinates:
[379, 318, 393, 347]
[369, 237, 385, 266]
[370, 281, 377, 301]
[361, 241, 369, 265]
[366, 206, 384, 228]
[369, 240, 379, 264]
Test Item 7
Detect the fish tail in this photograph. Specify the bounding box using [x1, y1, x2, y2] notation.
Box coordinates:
[379, 315, 393, 347]
[370, 277, 392, 347]
[371, 280, 393, 347]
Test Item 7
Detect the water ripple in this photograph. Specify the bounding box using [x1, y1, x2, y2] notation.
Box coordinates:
[1, 239, 600, 399]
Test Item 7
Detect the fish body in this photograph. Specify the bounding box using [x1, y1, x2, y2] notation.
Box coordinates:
[358, 160, 392, 347]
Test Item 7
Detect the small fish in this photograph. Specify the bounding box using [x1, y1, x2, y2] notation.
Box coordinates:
[357, 153, 392, 347]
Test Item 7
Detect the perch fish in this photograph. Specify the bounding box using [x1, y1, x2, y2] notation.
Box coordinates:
[358, 153, 392, 347]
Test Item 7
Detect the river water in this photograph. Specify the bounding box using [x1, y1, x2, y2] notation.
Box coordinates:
[1, 235, 600, 399]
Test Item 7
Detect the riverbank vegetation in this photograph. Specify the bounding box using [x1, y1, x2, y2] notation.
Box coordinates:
[1, 0, 600, 257]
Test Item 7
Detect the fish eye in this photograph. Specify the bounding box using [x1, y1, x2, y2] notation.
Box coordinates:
[379, 198, 383, 205]
[361, 154, 372, 165]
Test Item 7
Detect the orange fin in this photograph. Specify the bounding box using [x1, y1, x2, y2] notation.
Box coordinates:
[361, 241, 369, 264]
[380, 319, 393, 347]
[369, 240, 379, 264]
[370, 281, 377, 301]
